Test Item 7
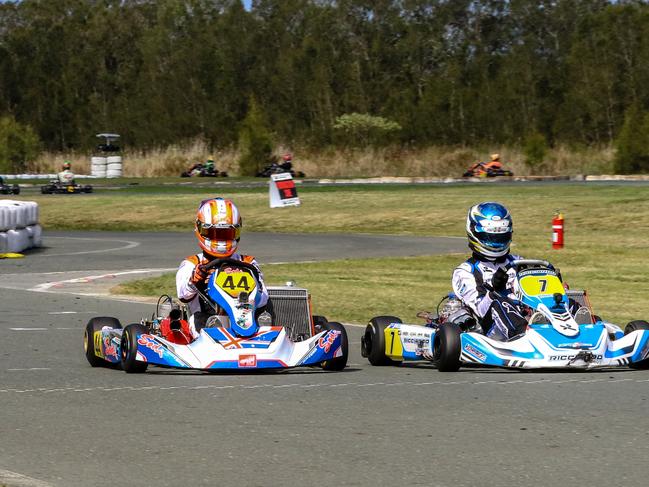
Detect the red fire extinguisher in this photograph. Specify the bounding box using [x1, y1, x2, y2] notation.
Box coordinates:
[552, 210, 564, 249]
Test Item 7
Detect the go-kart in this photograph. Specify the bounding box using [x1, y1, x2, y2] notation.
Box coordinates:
[0, 178, 20, 195]
[255, 162, 305, 178]
[41, 179, 93, 194]
[362, 260, 649, 371]
[84, 258, 348, 373]
[180, 164, 228, 178]
[463, 162, 513, 178]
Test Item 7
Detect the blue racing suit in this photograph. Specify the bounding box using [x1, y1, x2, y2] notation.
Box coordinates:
[451, 253, 528, 341]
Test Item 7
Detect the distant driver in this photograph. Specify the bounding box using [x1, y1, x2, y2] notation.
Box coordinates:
[451, 202, 528, 341]
[176, 198, 269, 338]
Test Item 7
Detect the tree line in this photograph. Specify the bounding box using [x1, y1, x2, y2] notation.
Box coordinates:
[1, 0, 649, 170]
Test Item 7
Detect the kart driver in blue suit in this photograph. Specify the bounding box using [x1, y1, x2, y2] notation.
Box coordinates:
[451, 202, 529, 341]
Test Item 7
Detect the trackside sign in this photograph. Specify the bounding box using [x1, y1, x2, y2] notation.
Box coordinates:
[269, 172, 300, 208]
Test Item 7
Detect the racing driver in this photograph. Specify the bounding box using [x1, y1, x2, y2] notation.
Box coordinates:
[176, 197, 270, 338]
[451, 202, 529, 341]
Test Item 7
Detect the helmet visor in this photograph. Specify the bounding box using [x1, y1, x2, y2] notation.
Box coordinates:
[479, 231, 511, 249]
[197, 223, 240, 241]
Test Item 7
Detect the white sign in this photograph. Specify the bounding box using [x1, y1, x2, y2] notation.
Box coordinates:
[269, 173, 300, 208]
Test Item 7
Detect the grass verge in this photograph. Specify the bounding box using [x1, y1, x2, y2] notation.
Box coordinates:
[113, 246, 649, 327]
[17, 181, 647, 325]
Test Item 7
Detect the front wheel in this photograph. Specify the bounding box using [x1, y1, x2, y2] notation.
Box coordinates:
[312, 315, 328, 333]
[120, 324, 149, 373]
[434, 324, 462, 372]
[12, 185, 20, 195]
[625, 320, 649, 370]
[362, 316, 402, 366]
[320, 322, 348, 371]
[84, 317, 122, 367]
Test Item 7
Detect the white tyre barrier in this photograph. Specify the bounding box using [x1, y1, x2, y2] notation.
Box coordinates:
[25, 224, 42, 247]
[6, 228, 30, 253]
[0, 200, 42, 253]
[106, 156, 122, 178]
[91, 156, 107, 177]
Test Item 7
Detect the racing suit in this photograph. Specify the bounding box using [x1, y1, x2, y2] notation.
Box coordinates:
[57, 170, 75, 184]
[451, 253, 528, 341]
[176, 252, 269, 337]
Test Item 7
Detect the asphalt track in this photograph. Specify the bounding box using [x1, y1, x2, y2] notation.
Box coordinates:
[1, 231, 649, 487]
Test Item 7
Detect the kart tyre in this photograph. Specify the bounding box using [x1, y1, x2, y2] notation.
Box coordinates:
[362, 316, 402, 366]
[84, 186, 93, 193]
[320, 322, 348, 371]
[12, 185, 20, 195]
[120, 323, 149, 373]
[41, 186, 50, 194]
[84, 317, 122, 367]
[625, 320, 649, 370]
[434, 323, 462, 372]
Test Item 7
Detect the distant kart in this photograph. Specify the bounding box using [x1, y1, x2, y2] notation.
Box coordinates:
[180, 165, 228, 178]
[463, 162, 513, 178]
[256, 162, 305, 178]
[362, 259, 649, 371]
[41, 180, 92, 194]
[84, 258, 348, 373]
[0, 178, 20, 195]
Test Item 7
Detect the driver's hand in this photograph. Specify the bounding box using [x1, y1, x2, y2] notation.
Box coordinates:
[190, 263, 210, 288]
[491, 267, 508, 292]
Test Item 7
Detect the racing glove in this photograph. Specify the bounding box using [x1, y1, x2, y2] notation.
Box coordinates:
[190, 263, 210, 290]
[491, 267, 508, 293]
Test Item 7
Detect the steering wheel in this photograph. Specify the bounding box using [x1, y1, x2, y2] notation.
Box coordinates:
[201, 258, 261, 283]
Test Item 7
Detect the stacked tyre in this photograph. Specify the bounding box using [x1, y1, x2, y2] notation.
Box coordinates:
[106, 156, 122, 178]
[91, 156, 107, 178]
[0, 200, 42, 253]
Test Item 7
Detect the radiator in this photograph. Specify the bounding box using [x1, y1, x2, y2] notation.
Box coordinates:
[268, 286, 313, 340]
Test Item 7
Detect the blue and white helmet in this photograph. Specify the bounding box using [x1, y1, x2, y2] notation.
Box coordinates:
[466, 202, 513, 259]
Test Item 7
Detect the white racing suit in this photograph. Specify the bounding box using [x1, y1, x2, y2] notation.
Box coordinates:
[176, 252, 269, 337]
[57, 170, 75, 184]
[452, 254, 528, 341]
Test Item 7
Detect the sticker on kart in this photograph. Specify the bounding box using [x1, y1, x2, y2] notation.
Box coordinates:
[215, 270, 257, 297]
[518, 273, 564, 297]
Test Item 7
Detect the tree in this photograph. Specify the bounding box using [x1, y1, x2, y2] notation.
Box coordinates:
[333, 113, 401, 147]
[614, 104, 649, 174]
[237, 98, 275, 176]
[0, 115, 40, 173]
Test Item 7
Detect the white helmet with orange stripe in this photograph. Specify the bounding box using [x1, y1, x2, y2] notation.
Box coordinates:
[195, 198, 242, 258]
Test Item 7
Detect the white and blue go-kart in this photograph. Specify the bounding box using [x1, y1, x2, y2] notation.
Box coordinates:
[361, 260, 649, 371]
[84, 258, 348, 373]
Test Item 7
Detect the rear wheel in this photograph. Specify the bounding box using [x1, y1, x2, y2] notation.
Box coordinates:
[362, 316, 402, 366]
[84, 317, 122, 367]
[434, 324, 462, 372]
[625, 320, 649, 370]
[12, 185, 19, 195]
[120, 324, 149, 373]
[320, 322, 348, 371]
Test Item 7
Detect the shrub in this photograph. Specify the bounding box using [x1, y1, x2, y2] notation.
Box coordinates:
[614, 105, 649, 174]
[0, 116, 41, 173]
[333, 113, 401, 147]
[237, 98, 275, 176]
[523, 132, 548, 172]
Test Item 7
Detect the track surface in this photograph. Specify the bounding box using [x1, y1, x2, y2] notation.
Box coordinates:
[1, 232, 648, 486]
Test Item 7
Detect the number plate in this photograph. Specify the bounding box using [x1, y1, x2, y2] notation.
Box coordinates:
[215, 270, 256, 297]
[519, 274, 564, 297]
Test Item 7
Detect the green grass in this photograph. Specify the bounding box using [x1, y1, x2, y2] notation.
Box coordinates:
[15, 181, 649, 325]
[114, 246, 649, 327]
[11, 182, 649, 237]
